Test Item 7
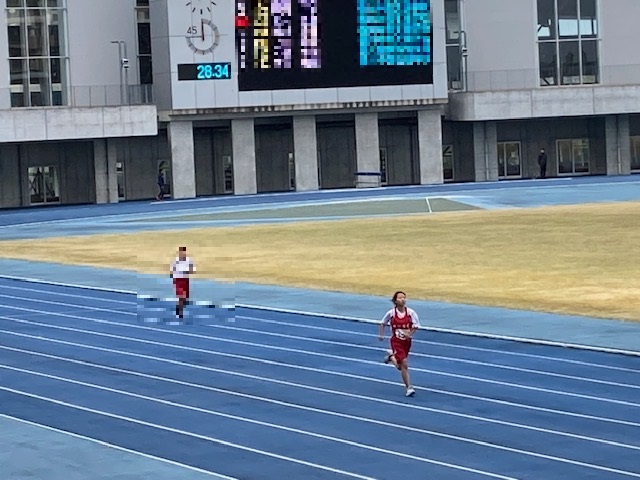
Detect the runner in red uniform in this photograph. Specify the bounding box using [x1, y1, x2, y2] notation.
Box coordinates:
[379, 291, 420, 397]
[169, 246, 196, 320]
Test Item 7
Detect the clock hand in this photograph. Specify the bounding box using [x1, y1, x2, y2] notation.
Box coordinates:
[201, 19, 205, 41]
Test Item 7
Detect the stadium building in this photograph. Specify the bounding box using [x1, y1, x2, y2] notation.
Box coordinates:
[0, 0, 638, 208]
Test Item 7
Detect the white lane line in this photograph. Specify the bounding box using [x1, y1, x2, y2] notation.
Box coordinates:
[2, 343, 639, 475]
[2, 283, 637, 374]
[1, 326, 639, 452]
[0, 364, 519, 480]
[5, 291, 637, 391]
[2, 304, 638, 408]
[2, 333, 637, 429]
[208, 322, 640, 391]
[0, 413, 238, 479]
[2, 274, 639, 358]
[234, 315, 640, 374]
[0, 386, 377, 480]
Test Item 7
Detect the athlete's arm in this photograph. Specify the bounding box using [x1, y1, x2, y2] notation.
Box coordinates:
[379, 310, 392, 341]
[407, 309, 420, 337]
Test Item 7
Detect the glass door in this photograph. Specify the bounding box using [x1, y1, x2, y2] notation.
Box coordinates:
[557, 139, 590, 175]
[116, 161, 125, 200]
[223, 155, 234, 193]
[442, 145, 454, 181]
[379, 147, 388, 186]
[630, 136, 640, 172]
[497, 142, 522, 179]
[28, 166, 60, 205]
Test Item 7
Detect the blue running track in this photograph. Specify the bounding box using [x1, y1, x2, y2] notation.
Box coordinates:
[1, 277, 639, 480]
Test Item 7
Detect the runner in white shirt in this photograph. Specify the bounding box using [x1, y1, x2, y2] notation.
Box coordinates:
[379, 291, 420, 397]
[169, 246, 195, 319]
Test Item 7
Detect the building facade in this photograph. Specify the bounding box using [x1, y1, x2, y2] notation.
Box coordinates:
[0, 0, 638, 209]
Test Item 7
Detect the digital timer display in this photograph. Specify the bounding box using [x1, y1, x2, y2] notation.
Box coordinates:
[178, 62, 232, 81]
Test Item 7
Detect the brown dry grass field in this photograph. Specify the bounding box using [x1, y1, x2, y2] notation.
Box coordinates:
[1, 201, 638, 321]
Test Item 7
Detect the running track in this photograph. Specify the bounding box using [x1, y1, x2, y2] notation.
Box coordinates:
[0, 277, 639, 480]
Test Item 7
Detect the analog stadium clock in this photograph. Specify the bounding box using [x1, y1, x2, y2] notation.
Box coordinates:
[186, 0, 220, 55]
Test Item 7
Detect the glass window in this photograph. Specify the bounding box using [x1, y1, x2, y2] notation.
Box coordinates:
[559, 40, 580, 85]
[579, 0, 597, 37]
[137, 23, 151, 55]
[537, 0, 556, 39]
[136, 0, 153, 89]
[445, 0, 459, 43]
[7, 8, 25, 58]
[138, 55, 153, 84]
[539, 42, 558, 86]
[447, 45, 461, 87]
[557, 0, 578, 38]
[538, 0, 598, 86]
[4, 0, 69, 107]
[581, 40, 598, 84]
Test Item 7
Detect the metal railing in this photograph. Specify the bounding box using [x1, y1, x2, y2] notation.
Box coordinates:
[0, 84, 154, 109]
[449, 65, 640, 93]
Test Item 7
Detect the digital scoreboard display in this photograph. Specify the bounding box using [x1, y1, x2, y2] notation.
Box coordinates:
[235, 0, 432, 91]
[178, 62, 232, 80]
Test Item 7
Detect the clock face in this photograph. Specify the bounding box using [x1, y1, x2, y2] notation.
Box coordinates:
[186, 0, 216, 16]
[186, 0, 220, 54]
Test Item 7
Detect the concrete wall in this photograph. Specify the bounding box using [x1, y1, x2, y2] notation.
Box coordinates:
[149, 0, 172, 111]
[462, 0, 538, 90]
[449, 85, 640, 122]
[66, 0, 139, 88]
[600, 0, 640, 85]
[0, 106, 158, 143]
[0, 145, 21, 208]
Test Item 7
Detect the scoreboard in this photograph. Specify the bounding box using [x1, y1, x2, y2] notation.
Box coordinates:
[234, 0, 433, 91]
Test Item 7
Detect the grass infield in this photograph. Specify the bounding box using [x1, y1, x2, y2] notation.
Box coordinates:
[1, 201, 638, 321]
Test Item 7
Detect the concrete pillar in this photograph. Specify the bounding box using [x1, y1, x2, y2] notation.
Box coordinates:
[231, 118, 257, 195]
[94, 139, 119, 204]
[106, 139, 119, 203]
[606, 114, 631, 176]
[94, 139, 109, 204]
[168, 121, 196, 199]
[355, 113, 380, 187]
[418, 109, 444, 184]
[293, 115, 319, 191]
[473, 121, 498, 181]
